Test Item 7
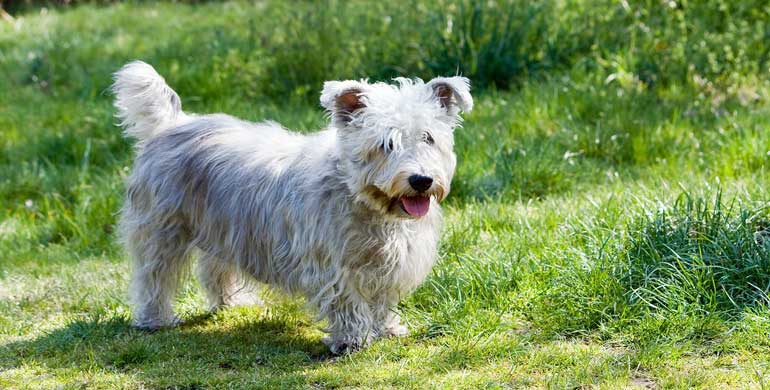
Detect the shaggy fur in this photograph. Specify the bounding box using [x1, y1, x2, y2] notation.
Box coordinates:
[113, 61, 472, 354]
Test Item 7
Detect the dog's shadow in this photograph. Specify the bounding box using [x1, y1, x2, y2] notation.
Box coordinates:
[0, 307, 336, 386]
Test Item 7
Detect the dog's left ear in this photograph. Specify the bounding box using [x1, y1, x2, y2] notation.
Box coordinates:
[320, 80, 370, 126]
[427, 77, 473, 114]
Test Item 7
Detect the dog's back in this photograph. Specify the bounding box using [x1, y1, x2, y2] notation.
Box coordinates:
[114, 66, 343, 275]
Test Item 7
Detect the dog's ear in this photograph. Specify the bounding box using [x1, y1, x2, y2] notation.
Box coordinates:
[427, 77, 473, 114]
[321, 80, 369, 126]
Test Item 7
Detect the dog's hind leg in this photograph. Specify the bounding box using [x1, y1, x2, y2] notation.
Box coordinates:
[197, 253, 260, 312]
[125, 219, 192, 330]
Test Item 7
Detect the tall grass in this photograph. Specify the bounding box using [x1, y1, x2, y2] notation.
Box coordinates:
[4, 1, 769, 99]
[534, 191, 770, 344]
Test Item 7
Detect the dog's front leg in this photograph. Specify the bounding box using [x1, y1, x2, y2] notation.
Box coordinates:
[321, 294, 375, 355]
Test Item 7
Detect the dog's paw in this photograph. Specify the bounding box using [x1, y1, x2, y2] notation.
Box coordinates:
[382, 323, 409, 338]
[210, 293, 263, 312]
[322, 335, 371, 355]
[226, 292, 264, 308]
[133, 315, 181, 331]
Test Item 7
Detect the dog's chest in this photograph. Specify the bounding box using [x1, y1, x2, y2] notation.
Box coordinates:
[347, 221, 438, 297]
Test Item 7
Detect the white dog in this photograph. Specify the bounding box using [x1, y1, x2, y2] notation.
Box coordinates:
[113, 61, 472, 354]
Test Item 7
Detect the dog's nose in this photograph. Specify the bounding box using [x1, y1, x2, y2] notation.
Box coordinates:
[408, 175, 433, 192]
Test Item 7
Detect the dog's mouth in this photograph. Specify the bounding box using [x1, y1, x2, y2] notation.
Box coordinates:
[399, 195, 431, 217]
[363, 185, 440, 219]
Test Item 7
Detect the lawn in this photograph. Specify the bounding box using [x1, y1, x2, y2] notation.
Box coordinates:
[2, 1, 770, 388]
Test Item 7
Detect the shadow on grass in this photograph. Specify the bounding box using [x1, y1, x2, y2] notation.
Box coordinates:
[0, 308, 335, 387]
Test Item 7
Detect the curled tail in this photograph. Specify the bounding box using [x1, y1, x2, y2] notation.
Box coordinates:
[112, 61, 183, 142]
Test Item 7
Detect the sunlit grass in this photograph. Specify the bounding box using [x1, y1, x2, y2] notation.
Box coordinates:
[2, 1, 770, 388]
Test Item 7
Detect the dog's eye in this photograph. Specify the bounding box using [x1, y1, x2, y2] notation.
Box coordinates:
[423, 132, 435, 145]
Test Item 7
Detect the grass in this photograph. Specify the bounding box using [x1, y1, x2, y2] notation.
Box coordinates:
[2, 0, 770, 388]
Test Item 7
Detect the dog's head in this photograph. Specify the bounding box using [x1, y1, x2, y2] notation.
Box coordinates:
[321, 77, 472, 219]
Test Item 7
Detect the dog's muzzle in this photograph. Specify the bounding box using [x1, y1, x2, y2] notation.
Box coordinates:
[398, 174, 435, 217]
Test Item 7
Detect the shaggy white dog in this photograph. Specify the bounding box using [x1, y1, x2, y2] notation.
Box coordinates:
[113, 61, 472, 354]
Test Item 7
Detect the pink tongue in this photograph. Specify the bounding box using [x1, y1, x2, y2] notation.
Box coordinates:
[401, 196, 431, 217]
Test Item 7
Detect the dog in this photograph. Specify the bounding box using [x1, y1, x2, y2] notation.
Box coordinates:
[112, 61, 472, 354]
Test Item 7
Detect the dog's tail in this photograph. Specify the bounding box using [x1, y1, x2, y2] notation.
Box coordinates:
[112, 61, 184, 142]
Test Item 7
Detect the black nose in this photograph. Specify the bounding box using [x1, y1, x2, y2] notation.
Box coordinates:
[408, 175, 433, 192]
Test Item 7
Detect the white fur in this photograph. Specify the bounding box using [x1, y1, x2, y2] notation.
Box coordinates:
[113, 61, 472, 354]
[113, 61, 188, 144]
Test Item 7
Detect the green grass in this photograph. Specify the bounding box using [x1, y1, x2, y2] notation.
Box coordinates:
[2, 1, 770, 388]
